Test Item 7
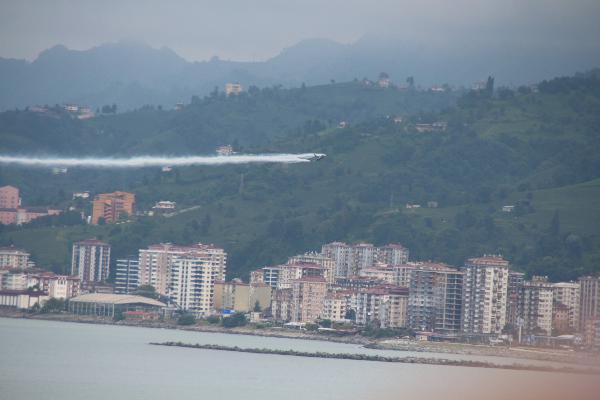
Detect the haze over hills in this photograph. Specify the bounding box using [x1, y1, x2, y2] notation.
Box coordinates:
[1, 35, 599, 111]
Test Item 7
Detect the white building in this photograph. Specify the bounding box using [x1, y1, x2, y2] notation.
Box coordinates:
[461, 256, 509, 335]
[0, 246, 31, 269]
[170, 252, 225, 316]
[71, 239, 111, 287]
[376, 244, 409, 265]
[139, 243, 226, 301]
[1, 271, 28, 290]
[0, 290, 48, 309]
[225, 83, 243, 95]
[115, 258, 140, 294]
[552, 281, 580, 332]
[288, 252, 335, 284]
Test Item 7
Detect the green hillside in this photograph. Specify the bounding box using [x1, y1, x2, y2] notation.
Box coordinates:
[1, 72, 600, 281]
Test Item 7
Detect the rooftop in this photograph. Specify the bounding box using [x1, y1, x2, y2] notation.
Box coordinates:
[69, 293, 166, 307]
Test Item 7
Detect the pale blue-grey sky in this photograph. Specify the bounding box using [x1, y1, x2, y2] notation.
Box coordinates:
[1, 0, 599, 61]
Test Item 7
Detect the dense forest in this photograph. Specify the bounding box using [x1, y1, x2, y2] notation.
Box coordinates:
[1, 71, 599, 281]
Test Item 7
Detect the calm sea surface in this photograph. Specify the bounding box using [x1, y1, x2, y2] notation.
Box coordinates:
[1, 317, 597, 400]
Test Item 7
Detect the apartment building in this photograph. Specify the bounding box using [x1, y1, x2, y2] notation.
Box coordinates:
[356, 285, 408, 328]
[71, 239, 111, 287]
[291, 276, 327, 323]
[376, 244, 409, 265]
[214, 279, 272, 313]
[169, 250, 225, 316]
[91, 191, 135, 225]
[115, 257, 140, 294]
[507, 271, 525, 327]
[519, 276, 554, 336]
[551, 281, 580, 332]
[579, 274, 600, 332]
[0, 246, 30, 269]
[408, 262, 463, 334]
[0, 185, 20, 208]
[461, 256, 509, 335]
[288, 252, 335, 284]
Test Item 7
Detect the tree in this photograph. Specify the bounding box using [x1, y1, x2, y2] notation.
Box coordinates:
[406, 76, 415, 87]
[177, 313, 196, 325]
[253, 300, 262, 312]
[319, 319, 332, 328]
[134, 285, 159, 300]
[222, 313, 247, 328]
[549, 210, 561, 237]
[344, 309, 356, 321]
[41, 297, 65, 313]
[485, 76, 495, 97]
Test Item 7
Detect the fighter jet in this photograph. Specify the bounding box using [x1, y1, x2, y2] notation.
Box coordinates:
[299, 153, 327, 161]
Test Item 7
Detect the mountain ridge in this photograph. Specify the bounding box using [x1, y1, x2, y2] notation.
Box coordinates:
[1, 37, 599, 111]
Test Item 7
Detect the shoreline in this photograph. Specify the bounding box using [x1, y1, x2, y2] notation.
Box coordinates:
[151, 341, 599, 375]
[1, 310, 596, 366]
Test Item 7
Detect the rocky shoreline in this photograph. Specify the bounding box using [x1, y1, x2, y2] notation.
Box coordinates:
[151, 341, 599, 375]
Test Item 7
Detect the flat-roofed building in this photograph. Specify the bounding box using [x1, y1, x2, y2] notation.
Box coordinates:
[291, 276, 327, 323]
[579, 274, 600, 332]
[115, 257, 140, 294]
[169, 247, 226, 316]
[519, 276, 554, 336]
[288, 252, 336, 284]
[507, 271, 525, 327]
[214, 279, 272, 313]
[356, 285, 408, 328]
[71, 239, 111, 287]
[91, 191, 135, 225]
[376, 244, 409, 265]
[0, 185, 20, 209]
[552, 281, 580, 332]
[461, 255, 509, 335]
[138, 243, 226, 297]
[408, 262, 463, 334]
[0, 246, 30, 269]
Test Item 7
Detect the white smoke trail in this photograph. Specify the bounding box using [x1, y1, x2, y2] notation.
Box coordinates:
[0, 154, 314, 168]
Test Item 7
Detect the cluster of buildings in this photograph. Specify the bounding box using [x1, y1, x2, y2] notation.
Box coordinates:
[2, 236, 600, 349]
[244, 243, 600, 347]
[0, 185, 62, 225]
[0, 246, 81, 308]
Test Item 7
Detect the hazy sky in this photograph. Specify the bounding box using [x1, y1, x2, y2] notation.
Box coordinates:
[1, 0, 599, 61]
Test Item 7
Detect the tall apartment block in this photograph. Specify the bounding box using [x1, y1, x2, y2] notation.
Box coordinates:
[579, 274, 600, 332]
[506, 271, 525, 327]
[291, 276, 327, 323]
[408, 262, 463, 334]
[519, 276, 554, 336]
[170, 253, 225, 316]
[138, 243, 226, 315]
[461, 255, 509, 335]
[551, 281, 580, 332]
[91, 191, 135, 225]
[114, 257, 140, 294]
[71, 239, 111, 286]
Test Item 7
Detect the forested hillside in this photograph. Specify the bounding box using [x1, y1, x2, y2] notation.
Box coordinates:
[1, 71, 599, 281]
